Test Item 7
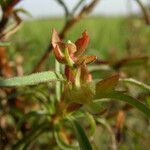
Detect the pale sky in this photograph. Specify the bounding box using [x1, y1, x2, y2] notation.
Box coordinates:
[15, 0, 150, 18]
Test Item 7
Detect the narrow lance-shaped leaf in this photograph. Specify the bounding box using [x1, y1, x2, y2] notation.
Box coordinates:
[120, 78, 150, 92]
[85, 112, 96, 136]
[95, 91, 150, 118]
[0, 71, 64, 87]
[71, 119, 93, 150]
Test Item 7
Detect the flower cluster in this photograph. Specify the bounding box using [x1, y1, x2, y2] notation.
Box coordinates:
[51, 29, 96, 85]
[51, 29, 97, 104]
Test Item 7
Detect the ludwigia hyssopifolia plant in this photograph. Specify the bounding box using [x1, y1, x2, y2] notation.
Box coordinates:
[0, 29, 150, 150]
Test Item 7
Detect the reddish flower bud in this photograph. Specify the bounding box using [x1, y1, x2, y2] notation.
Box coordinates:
[65, 66, 75, 82]
[74, 32, 90, 57]
[51, 28, 62, 48]
[76, 56, 97, 66]
[53, 45, 66, 63]
[80, 63, 91, 83]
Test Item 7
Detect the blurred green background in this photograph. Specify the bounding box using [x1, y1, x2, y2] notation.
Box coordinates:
[10, 17, 150, 73]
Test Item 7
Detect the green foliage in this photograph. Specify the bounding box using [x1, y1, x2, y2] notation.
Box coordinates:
[95, 91, 150, 118]
[0, 1, 150, 148]
[1, 27, 150, 149]
[0, 71, 64, 87]
[71, 119, 93, 150]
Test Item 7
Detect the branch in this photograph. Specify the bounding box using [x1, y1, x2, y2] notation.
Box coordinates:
[0, 12, 22, 39]
[56, 0, 69, 19]
[135, 0, 150, 25]
[71, 0, 85, 15]
[0, 0, 21, 33]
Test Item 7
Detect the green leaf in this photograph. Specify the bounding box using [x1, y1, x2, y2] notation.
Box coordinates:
[71, 119, 93, 150]
[0, 71, 64, 87]
[85, 112, 96, 136]
[120, 78, 150, 92]
[95, 91, 150, 118]
[96, 74, 119, 98]
[83, 99, 108, 114]
[71, 110, 85, 119]
[54, 130, 79, 150]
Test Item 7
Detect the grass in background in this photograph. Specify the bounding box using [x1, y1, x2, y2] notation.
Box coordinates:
[10, 16, 150, 73]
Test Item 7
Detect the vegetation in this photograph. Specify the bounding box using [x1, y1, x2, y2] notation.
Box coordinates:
[11, 17, 150, 73]
[0, 0, 150, 150]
